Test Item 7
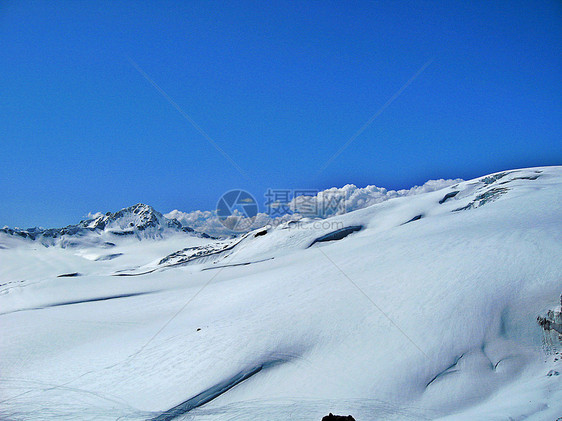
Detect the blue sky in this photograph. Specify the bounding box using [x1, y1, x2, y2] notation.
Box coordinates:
[1, 1, 561, 228]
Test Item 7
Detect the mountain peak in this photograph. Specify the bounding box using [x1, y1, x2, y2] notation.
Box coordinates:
[1, 203, 205, 247]
[84, 203, 165, 232]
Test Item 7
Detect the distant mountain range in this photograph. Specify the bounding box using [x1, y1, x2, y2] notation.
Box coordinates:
[1, 178, 464, 243]
[0, 203, 213, 247]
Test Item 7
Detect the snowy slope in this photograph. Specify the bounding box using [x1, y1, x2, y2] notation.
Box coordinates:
[0, 167, 561, 420]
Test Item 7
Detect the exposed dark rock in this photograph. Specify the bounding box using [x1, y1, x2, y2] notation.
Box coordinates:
[453, 187, 509, 212]
[499, 175, 540, 184]
[254, 229, 268, 237]
[439, 191, 459, 204]
[402, 214, 423, 225]
[322, 413, 356, 421]
[537, 294, 562, 343]
[308, 226, 363, 248]
[538, 314, 562, 335]
[158, 245, 227, 266]
[109, 230, 135, 236]
[57, 272, 81, 277]
[475, 187, 509, 206]
[167, 218, 183, 230]
[480, 171, 512, 185]
[452, 203, 473, 212]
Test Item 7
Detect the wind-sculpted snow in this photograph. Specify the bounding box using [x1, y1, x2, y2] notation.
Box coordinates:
[0, 167, 561, 421]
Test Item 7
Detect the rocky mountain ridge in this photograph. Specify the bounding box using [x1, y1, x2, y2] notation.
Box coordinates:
[1, 203, 212, 246]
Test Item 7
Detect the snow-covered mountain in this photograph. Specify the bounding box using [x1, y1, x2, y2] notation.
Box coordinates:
[1, 167, 561, 421]
[0, 179, 463, 244]
[0, 203, 212, 248]
[81, 203, 186, 232]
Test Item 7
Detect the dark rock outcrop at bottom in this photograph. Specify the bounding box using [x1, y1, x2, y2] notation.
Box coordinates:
[322, 413, 356, 421]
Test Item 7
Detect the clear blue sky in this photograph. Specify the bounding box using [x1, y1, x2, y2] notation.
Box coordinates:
[1, 1, 561, 228]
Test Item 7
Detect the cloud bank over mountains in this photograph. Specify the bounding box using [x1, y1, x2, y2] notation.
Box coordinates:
[166, 178, 462, 236]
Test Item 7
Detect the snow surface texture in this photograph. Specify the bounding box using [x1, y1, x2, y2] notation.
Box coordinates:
[165, 178, 462, 237]
[1, 167, 561, 420]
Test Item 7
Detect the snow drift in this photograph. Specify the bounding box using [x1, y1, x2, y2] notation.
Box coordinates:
[0, 167, 561, 420]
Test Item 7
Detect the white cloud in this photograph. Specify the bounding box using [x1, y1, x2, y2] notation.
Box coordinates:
[165, 178, 462, 237]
